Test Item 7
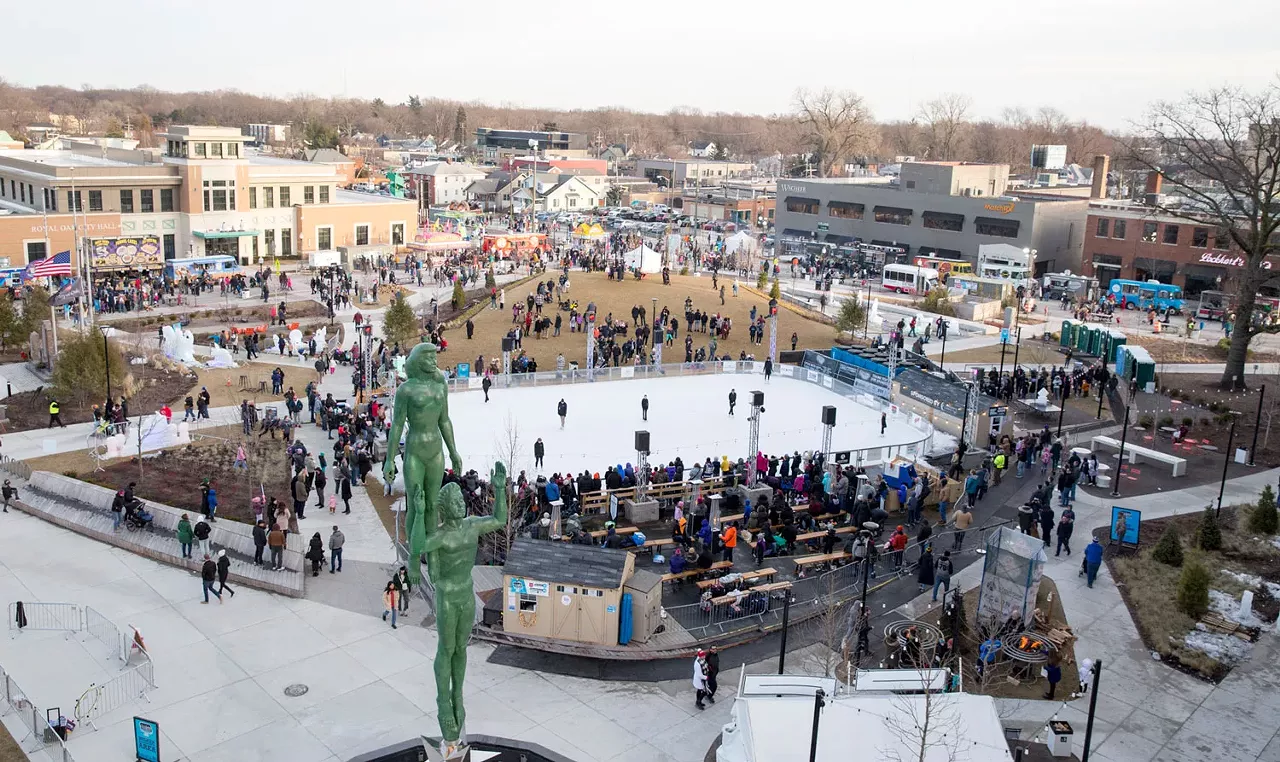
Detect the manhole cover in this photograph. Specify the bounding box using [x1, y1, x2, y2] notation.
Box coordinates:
[283, 684, 309, 698]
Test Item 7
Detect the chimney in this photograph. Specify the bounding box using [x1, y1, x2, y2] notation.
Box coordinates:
[1144, 170, 1163, 205]
[1090, 155, 1110, 199]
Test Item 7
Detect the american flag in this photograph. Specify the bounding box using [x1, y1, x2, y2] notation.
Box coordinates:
[29, 251, 73, 278]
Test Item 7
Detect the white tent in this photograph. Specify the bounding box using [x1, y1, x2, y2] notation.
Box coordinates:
[724, 231, 756, 255]
[624, 245, 663, 274]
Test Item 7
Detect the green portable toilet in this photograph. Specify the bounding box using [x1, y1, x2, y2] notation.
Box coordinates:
[1098, 331, 1113, 361]
[1075, 324, 1091, 352]
[1130, 346, 1156, 388]
[1107, 330, 1126, 365]
[1086, 326, 1102, 356]
[1060, 320, 1074, 348]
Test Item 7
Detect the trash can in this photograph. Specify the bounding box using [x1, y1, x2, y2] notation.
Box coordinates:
[1047, 720, 1074, 757]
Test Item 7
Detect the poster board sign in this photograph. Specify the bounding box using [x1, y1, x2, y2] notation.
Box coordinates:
[1110, 506, 1141, 547]
[134, 717, 161, 762]
[509, 578, 549, 597]
[89, 236, 163, 271]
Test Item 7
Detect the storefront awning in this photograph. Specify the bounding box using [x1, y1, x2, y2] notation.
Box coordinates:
[823, 234, 854, 245]
[193, 230, 259, 239]
[781, 228, 812, 240]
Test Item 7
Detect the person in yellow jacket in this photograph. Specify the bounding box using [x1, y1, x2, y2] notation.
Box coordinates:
[48, 400, 65, 428]
[992, 451, 1007, 486]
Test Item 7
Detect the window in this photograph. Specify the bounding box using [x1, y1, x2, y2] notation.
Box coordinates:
[873, 206, 913, 225]
[905, 180, 916, 189]
[1095, 218, 1110, 237]
[88, 190, 103, 212]
[193, 142, 206, 157]
[588, 589, 603, 597]
[25, 241, 47, 262]
[974, 216, 1021, 238]
[264, 230, 275, 256]
[319, 185, 329, 203]
[228, 181, 236, 211]
[1112, 219, 1126, 239]
[140, 189, 154, 213]
[355, 224, 370, 246]
[304, 186, 314, 204]
[249, 187, 257, 209]
[203, 182, 211, 212]
[67, 190, 81, 212]
[160, 188, 174, 212]
[279, 186, 291, 206]
[392, 223, 404, 246]
[163, 234, 176, 260]
[922, 211, 964, 232]
[1162, 224, 1179, 245]
[1192, 227, 1209, 248]
[281, 228, 292, 256]
[210, 142, 222, 158]
[18, 184, 24, 203]
[117, 190, 133, 214]
[317, 227, 332, 251]
[228, 143, 239, 158]
[828, 201, 864, 220]
[784, 197, 818, 215]
[265, 187, 274, 208]
[0, 179, 5, 196]
[212, 189, 227, 211]
[518, 594, 538, 612]
[1141, 221, 1158, 242]
[1215, 229, 1232, 250]
[8, 180, 14, 198]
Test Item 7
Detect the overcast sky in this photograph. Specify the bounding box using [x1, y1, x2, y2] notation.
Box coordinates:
[6, 0, 1278, 128]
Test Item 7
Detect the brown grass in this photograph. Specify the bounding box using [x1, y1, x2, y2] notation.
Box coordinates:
[0, 723, 25, 762]
[456, 271, 839, 370]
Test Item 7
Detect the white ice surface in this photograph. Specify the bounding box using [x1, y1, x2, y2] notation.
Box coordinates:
[442, 373, 927, 478]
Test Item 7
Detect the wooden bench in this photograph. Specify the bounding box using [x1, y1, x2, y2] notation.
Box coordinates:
[710, 581, 792, 607]
[794, 526, 856, 544]
[792, 551, 852, 574]
[587, 525, 639, 540]
[661, 559, 733, 583]
[630, 537, 677, 553]
[1091, 436, 1187, 477]
[696, 567, 777, 590]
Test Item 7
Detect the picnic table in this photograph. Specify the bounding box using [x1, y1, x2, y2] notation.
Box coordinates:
[661, 559, 733, 584]
[792, 551, 852, 574]
[709, 581, 792, 607]
[696, 567, 778, 590]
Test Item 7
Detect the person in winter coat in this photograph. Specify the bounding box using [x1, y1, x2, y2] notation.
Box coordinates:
[1056, 510, 1075, 557]
[888, 526, 908, 570]
[0, 480, 16, 512]
[337, 460, 354, 514]
[382, 581, 399, 629]
[292, 469, 311, 520]
[534, 438, 545, 469]
[194, 518, 212, 558]
[329, 526, 345, 573]
[252, 520, 267, 565]
[177, 514, 194, 558]
[917, 545, 935, 592]
[557, 399, 568, 428]
[313, 467, 327, 510]
[267, 525, 286, 570]
[641, 395, 649, 421]
[200, 555, 222, 604]
[307, 532, 324, 576]
[482, 375, 492, 403]
[215, 549, 236, 597]
[693, 652, 710, 710]
[932, 551, 954, 602]
[393, 566, 412, 613]
[1018, 502, 1036, 535]
[1038, 504, 1055, 547]
[1083, 537, 1104, 587]
[697, 519, 713, 549]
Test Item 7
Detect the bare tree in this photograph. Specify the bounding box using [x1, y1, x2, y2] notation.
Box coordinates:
[881, 664, 965, 762]
[480, 413, 523, 562]
[1126, 84, 1280, 389]
[793, 88, 875, 177]
[918, 94, 973, 161]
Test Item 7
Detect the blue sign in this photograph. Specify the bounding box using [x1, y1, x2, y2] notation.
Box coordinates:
[1000, 328, 1010, 344]
[456, 362, 471, 379]
[1110, 506, 1141, 546]
[134, 717, 160, 762]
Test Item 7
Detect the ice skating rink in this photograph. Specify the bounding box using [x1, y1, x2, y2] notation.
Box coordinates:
[444, 373, 929, 478]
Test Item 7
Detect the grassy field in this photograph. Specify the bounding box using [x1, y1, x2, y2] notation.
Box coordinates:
[455, 271, 840, 370]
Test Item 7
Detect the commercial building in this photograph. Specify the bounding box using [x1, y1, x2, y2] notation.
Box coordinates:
[678, 192, 775, 227]
[773, 161, 1089, 274]
[243, 123, 290, 144]
[475, 128, 590, 162]
[403, 161, 487, 207]
[633, 159, 756, 189]
[0, 125, 414, 270]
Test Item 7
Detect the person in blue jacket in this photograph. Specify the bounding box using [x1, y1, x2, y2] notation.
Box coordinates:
[1083, 537, 1104, 588]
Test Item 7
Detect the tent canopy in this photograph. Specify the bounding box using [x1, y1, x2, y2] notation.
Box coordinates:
[624, 245, 663, 274]
[724, 230, 756, 255]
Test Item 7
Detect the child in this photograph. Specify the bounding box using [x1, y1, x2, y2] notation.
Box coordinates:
[329, 494, 337, 514]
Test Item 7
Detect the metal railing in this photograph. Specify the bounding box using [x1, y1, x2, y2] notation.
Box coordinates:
[84, 607, 127, 663]
[9, 602, 82, 639]
[0, 453, 31, 481]
[0, 664, 78, 761]
[75, 654, 155, 728]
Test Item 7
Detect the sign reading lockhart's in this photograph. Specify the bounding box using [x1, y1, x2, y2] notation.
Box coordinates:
[89, 235, 163, 271]
[1198, 251, 1274, 270]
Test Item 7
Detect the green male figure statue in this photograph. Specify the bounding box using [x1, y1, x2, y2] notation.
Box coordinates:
[384, 343, 463, 584]
[424, 463, 508, 750]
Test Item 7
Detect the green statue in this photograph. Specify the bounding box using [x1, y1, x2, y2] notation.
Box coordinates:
[385, 343, 463, 584]
[424, 463, 507, 748]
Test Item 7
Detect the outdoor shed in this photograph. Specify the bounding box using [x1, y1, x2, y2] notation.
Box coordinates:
[501, 539, 637, 646]
[622, 568, 662, 644]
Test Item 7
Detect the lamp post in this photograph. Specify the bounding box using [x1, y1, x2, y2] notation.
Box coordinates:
[863, 280, 872, 340]
[1248, 384, 1265, 467]
[98, 324, 111, 406]
[808, 688, 827, 762]
[528, 138, 538, 222]
[1217, 415, 1238, 517]
[1111, 406, 1130, 498]
[1080, 659, 1103, 762]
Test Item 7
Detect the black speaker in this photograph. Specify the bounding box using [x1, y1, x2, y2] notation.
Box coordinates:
[635, 430, 650, 452]
[751, 391, 765, 407]
[822, 405, 837, 426]
[501, 337, 515, 352]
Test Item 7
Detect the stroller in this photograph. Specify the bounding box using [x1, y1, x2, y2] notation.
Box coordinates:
[123, 499, 154, 532]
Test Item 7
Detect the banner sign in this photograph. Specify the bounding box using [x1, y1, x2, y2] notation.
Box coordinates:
[89, 236, 163, 271]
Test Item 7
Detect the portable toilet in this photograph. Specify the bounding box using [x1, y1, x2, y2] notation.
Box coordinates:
[1114, 345, 1131, 378]
[1075, 324, 1090, 353]
[1086, 327, 1102, 356]
[1097, 330, 1112, 361]
[617, 592, 634, 645]
[1060, 320, 1074, 348]
[1129, 346, 1156, 388]
[1106, 330, 1126, 364]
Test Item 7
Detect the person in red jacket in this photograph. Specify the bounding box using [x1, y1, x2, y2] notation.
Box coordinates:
[887, 525, 908, 571]
[719, 523, 738, 563]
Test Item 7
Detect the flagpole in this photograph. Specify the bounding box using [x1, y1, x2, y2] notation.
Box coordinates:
[69, 167, 89, 334]
[42, 193, 59, 360]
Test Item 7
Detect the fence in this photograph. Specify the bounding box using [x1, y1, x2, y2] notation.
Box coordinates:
[663, 519, 1015, 641]
[0, 453, 31, 481]
[8, 602, 82, 639]
[74, 655, 155, 729]
[1, 664, 78, 761]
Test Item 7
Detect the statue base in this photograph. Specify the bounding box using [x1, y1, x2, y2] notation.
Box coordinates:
[623, 498, 659, 524]
[422, 736, 470, 761]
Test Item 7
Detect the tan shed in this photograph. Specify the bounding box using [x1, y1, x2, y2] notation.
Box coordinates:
[501, 539, 638, 647]
[621, 568, 663, 644]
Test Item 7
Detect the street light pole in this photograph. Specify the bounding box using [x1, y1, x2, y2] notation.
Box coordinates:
[1248, 384, 1265, 467]
[1217, 416, 1237, 517]
[1111, 406, 1130, 498]
[808, 688, 827, 762]
[1080, 659, 1103, 762]
[99, 326, 111, 405]
[777, 592, 792, 674]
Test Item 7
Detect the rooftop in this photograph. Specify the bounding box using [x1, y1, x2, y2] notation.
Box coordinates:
[0, 148, 144, 168]
[503, 538, 629, 589]
[332, 189, 411, 205]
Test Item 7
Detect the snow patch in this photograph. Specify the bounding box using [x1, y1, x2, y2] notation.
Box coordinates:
[1209, 589, 1265, 629]
[928, 431, 958, 458]
[1182, 627, 1253, 666]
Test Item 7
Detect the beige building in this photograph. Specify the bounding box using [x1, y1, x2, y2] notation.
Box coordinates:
[0, 125, 414, 270]
[500, 539, 661, 647]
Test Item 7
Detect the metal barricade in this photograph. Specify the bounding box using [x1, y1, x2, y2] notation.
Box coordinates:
[8, 602, 82, 638]
[75, 653, 156, 729]
[84, 606, 126, 663]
